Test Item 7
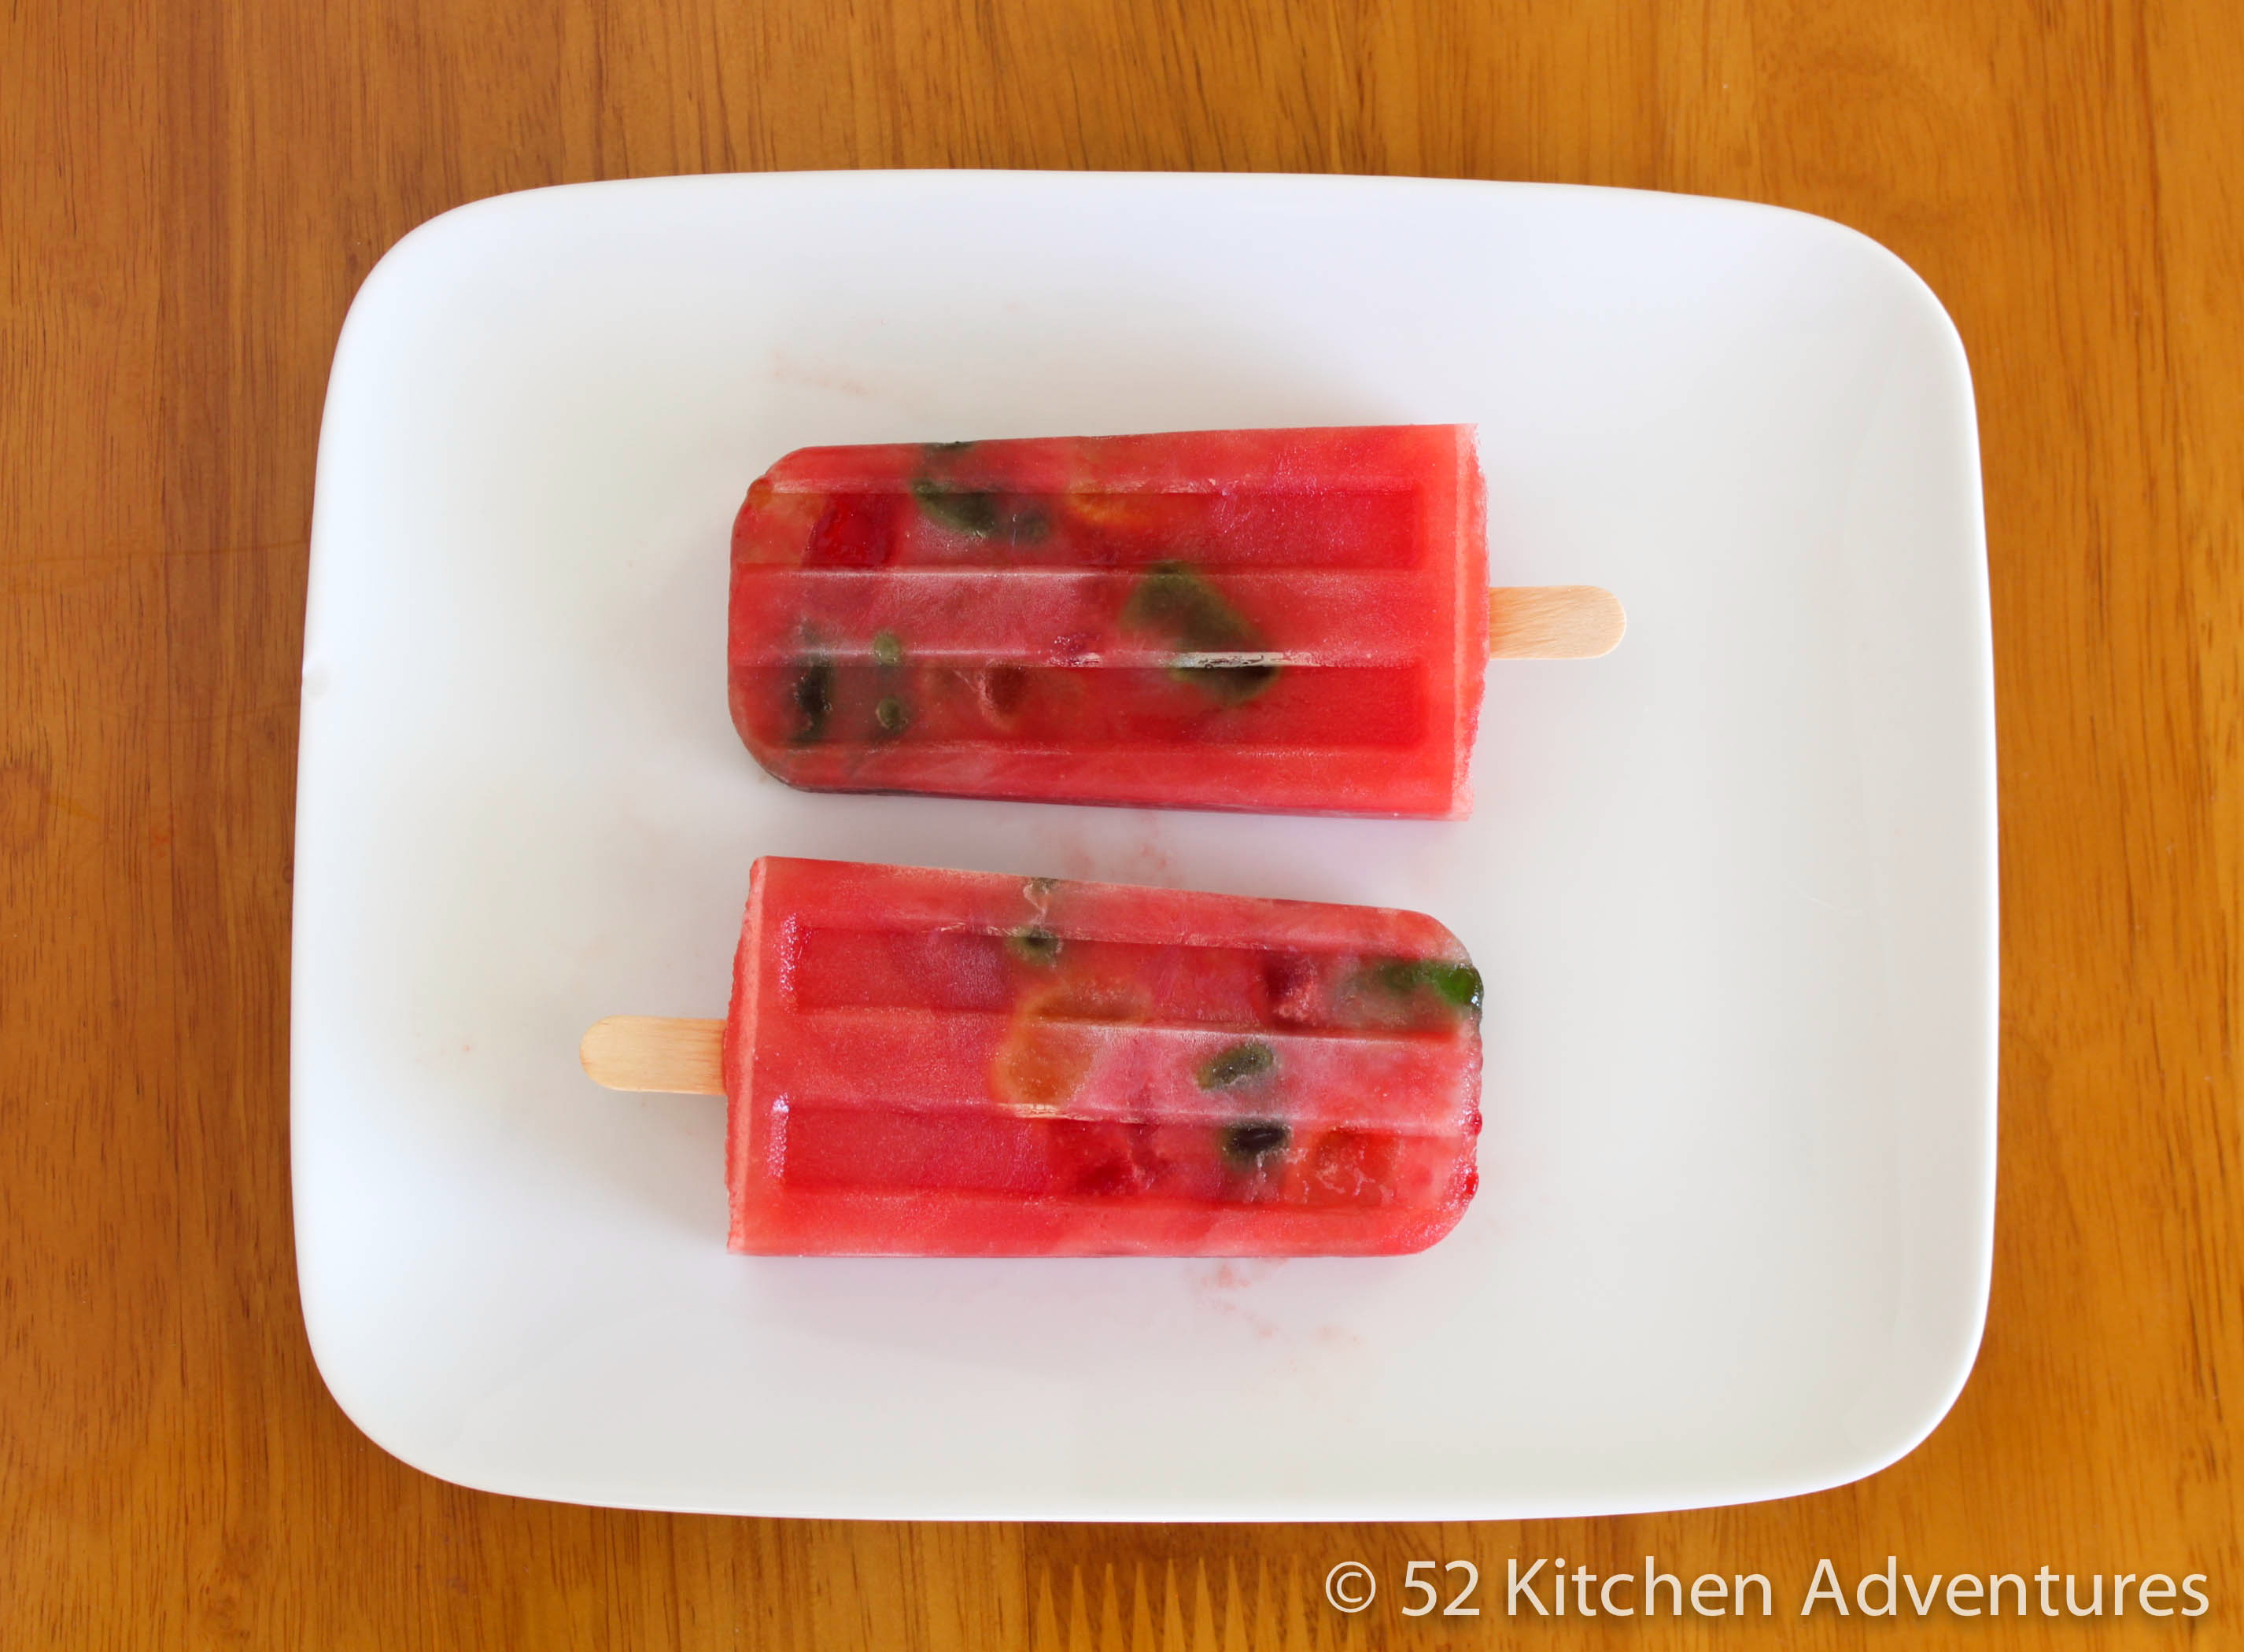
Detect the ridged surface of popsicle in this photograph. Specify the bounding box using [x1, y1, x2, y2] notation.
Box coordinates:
[727, 426, 1488, 817]
[723, 858, 1485, 1256]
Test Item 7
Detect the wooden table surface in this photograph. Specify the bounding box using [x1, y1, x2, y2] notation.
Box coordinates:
[6, 0, 2239, 1645]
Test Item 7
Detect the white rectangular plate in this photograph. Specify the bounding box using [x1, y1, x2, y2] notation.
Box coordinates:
[293, 171, 1995, 1520]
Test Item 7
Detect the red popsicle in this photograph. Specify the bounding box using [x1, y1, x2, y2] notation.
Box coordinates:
[728, 425, 1610, 819]
[581, 857, 1485, 1256]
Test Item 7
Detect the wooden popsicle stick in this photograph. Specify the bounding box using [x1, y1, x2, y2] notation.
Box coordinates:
[580, 1016, 725, 1094]
[1489, 585, 1626, 659]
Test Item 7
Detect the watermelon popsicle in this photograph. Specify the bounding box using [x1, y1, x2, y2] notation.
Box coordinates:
[728, 425, 1621, 819]
[581, 857, 1485, 1256]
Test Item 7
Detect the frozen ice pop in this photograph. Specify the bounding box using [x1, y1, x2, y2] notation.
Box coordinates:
[581, 857, 1485, 1256]
[729, 425, 1615, 819]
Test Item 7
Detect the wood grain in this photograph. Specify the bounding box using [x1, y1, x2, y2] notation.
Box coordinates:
[5, 0, 2240, 1646]
[1488, 586, 1627, 660]
[581, 1016, 726, 1095]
